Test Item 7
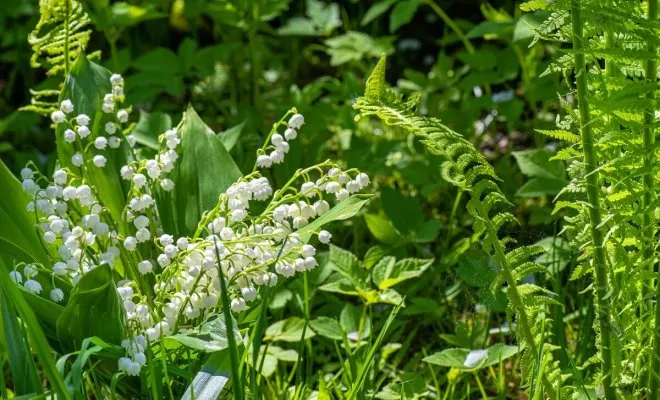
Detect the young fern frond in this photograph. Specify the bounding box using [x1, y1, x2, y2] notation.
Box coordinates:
[23, 0, 99, 114]
[354, 55, 564, 395]
[526, 0, 660, 396]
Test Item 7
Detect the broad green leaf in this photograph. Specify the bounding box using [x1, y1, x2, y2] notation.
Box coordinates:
[278, 17, 317, 36]
[0, 160, 50, 266]
[309, 317, 343, 340]
[515, 177, 567, 197]
[389, 0, 420, 32]
[306, 0, 341, 35]
[297, 194, 372, 241]
[132, 110, 172, 150]
[0, 263, 71, 399]
[56, 265, 125, 352]
[363, 245, 390, 269]
[181, 349, 232, 400]
[219, 121, 245, 151]
[246, 345, 296, 377]
[512, 149, 565, 180]
[361, 0, 397, 25]
[133, 48, 180, 73]
[372, 258, 434, 290]
[265, 317, 315, 342]
[172, 105, 242, 236]
[166, 314, 242, 352]
[340, 304, 371, 340]
[328, 245, 363, 281]
[415, 220, 441, 243]
[422, 343, 519, 370]
[381, 188, 424, 234]
[319, 277, 359, 296]
[364, 213, 402, 245]
[0, 285, 41, 395]
[324, 32, 395, 66]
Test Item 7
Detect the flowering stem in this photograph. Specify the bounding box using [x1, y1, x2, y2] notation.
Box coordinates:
[570, 1, 615, 398]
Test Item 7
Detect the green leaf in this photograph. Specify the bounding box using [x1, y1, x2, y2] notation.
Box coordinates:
[515, 177, 567, 197]
[363, 245, 390, 269]
[172, 105, 242, 236]
[319, 277, 359, 296]
[513, 14, 543, 42]
[361, 0, 397, 25]
[133, 48, 181, 74]
[364, 213, 402, 245]
[219, 121, 245, 151]
[324, 32, 395, 66]
[512, 149, 565, 180]
[340, 304, 371, 340]
[56, 265, 126, 353]
[389, 0, 420, 32]
[131, 110, 172, 150]
[265, 317, 315, 342]
[166, 314, 242, 352]
[0, 161, 50, 267]
[306, 0, 341, 35]
[297, 194, 372, 241]
[0, 285, 41, 395]
[372, 258, 433, 290]
[0, 263, 71, 399]
[415, 220, 441, 243]
[278, 17, 317, 36]
[181, 349, 232, 400]
[422, 343, 519, 370]
[110, 2, 166, 27]
[328, 245, 365, 282]
[381, 188, 424, 234]
[309, 317, 344, 340]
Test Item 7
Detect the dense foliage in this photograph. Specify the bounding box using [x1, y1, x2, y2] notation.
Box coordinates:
[2, 0, 660, 399]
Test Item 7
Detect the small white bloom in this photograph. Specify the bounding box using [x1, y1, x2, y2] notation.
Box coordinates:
[51, 110, 66, 124]
[301, 244, 316, 258]
[43, 231, 57, 244]
[157, 254, 171, 267]
[24, 279, 42, 294]
[117, 109, 129, 123]
[138, 260, 153, 274]
[108, 136, 121, 148]
[50, 288, 64, 302]
[231, 297, 246, 312]
[63, 129, 76, 143]
[357, 173, 370, 188]
[160, 178, 174, 191]
[318, 230, 332, 244]
[105, 122, 117, 134]
[93, 155, 107, 167]
[94, 136, 108, 150]
[134, 215, 150, 229]
[133, 174, 147, 188]
[288, 113, 304, 129]
[77, 126, 90, 138]
[9, 270, 22, 283]
[72, 153, 84, 167]
[76, 114, 90, 126]
[136, 228, 151, 243]
[241, 286, 257, 302]
[110, 73, 123, 86]
[256, 154, 272, 168]
[284, 128, 297, 140]
[60, 99, 74, 114]
[464, 349, 487, 368]
[53, 169, 67, 185]
[271, 133, 284, 146]
[124, 236, 138, 251]
[20, 168, 33, 180]
[102, 102, 114, 114]
[336, 188, 349, 201]
[126, 134, 137, 147]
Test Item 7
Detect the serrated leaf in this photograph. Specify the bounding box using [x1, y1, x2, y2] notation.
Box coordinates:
[535, 129, 580, 142]
[373, 258, 433, 290]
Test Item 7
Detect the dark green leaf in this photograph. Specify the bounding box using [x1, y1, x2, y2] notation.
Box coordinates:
[389, 0, 420, 32]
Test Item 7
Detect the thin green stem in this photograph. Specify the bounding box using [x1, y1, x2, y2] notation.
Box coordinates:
[422, 0, 475, 54]
[570, 1, 615, 399]
[64, 0, 70, 75]
[647, 0, 660, 394]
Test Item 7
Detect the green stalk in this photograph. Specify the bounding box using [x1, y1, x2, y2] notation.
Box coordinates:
[570, 1, 615, 399]
[647, 0, 660, 394]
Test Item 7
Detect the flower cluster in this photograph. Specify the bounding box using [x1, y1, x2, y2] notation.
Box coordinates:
[13, 73, 370, 378]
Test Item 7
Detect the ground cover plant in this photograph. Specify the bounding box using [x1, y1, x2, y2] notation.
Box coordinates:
[2, 0, 660, 399]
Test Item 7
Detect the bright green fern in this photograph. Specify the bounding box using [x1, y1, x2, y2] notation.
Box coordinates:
[23, 0, 99, 114]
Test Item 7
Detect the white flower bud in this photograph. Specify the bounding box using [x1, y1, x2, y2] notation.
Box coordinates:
[288, 113, 304, 129]
[93, 155, 107, 167]
[78, 126, 90, 138]
[76, 114, 90, 126]
[117, 109, 129, 123]
[72, 152, 83, 166]
[284, 128, 297, 140]
[94, 136, 108, 150]
[63, 129, 76, 143]
[318, 230, 331, 244]
[60, 99, 74, 114]
[138, 260, 153, 274]
[124, 236, 138, 251]
[50, 288, 64, 302]
[51, 110, 66, 124]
